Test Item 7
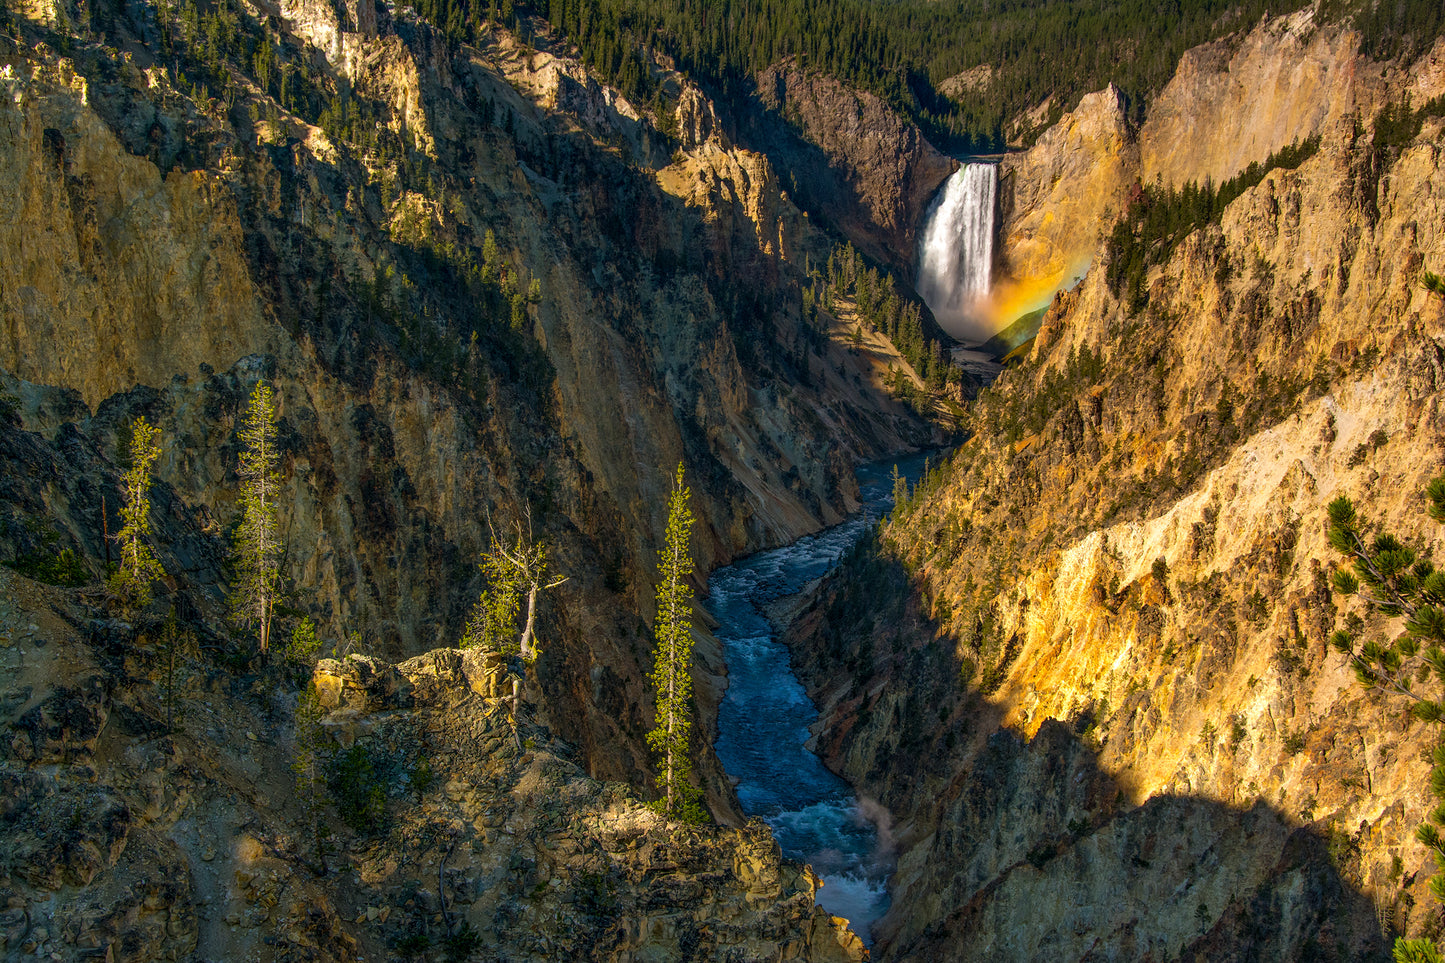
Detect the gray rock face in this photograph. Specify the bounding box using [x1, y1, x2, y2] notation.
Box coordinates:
[0, 564, 865, 963]
[742, 59, 958, 273]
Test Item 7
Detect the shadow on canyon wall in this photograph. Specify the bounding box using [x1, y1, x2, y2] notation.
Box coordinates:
[789, 540, 1391, 962]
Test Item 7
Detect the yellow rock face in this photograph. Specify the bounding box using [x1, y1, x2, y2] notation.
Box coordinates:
[993, 15, 1443, 337]
[1139, 10, 1369, 191]
[0, 70, 280, 407]
[998, 84, 1135, 290]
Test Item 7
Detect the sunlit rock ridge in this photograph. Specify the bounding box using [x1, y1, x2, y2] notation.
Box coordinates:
[788, 11, 1445, 961]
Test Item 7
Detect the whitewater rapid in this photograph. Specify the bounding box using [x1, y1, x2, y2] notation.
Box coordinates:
[711, 454, 932, 946]
[916, 162, 997, 341]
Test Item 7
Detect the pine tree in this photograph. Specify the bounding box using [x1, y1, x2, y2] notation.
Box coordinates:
[282, 615, 329, 873]
[460, 542, 524, 701]
[233, 380, 282, 654]
[1327, 482, 1445, 714]
[1424, 270, 1445, 298]
[284, 617, 322, 670]
[1397, 940, 1445, 963]
[110, 416, 165, 608]
[293, 680, 331, 874]
[158, 608, 191, 733]
[648, 463, 701, 819]
[890, 463, 909, 520]
[1327, 480, 1445, 957]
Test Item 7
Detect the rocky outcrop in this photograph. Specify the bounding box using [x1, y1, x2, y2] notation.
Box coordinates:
[788, 18, 1445, 961]
[938, 66, 993, 101]
[742, 60, 958, 273]
[997, 84, 1135, 288]
[0, 569, 865, 961]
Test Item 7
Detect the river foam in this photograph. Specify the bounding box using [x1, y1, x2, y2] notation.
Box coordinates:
[710, 453, 933, 944]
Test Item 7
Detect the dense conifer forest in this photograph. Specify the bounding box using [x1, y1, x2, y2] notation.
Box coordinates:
[72, 0, 1443, 153]
[418, 0, 1445, 151]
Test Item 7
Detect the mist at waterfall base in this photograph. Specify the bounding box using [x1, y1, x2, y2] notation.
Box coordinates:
[916, 162, 997, 342]
[917, 162, 1089, 344]
[711, 454, 933, 945]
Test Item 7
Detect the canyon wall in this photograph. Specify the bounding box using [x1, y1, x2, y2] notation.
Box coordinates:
[996, 84, 1135, 290]
[742, 60, 959, 276]
[0, 0, 938, 802]
[792, 14, 1445, 961]
[995, 12, 1438, 326]
[0, 1, 954, 953]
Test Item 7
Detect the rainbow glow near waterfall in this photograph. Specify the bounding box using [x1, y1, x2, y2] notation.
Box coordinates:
[916, 162, 997, 342]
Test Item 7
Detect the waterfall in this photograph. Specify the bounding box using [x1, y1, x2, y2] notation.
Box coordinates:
[916, 163, 997, 341]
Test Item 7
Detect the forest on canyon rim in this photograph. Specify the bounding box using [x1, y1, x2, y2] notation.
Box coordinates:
[0, 0, 1443, 959]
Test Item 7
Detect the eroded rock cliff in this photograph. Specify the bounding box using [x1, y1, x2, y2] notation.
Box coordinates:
[741, 60, 958, 275]
[0, 0, 938, 806]
[789, 14, 1445, 961]
[0, 566, 865, 961]
[1139, 9, 1371, 189]
[996, 14, 1442, 330]
[996, 85, 1135, 290]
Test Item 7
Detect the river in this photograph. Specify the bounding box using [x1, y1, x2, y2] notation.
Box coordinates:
[710, 451, 935, 946]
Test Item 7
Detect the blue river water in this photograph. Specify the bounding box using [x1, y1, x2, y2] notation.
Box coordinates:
[710, 452, 935, 946]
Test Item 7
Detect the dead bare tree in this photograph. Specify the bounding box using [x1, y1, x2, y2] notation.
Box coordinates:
[460, 508, 567, 743]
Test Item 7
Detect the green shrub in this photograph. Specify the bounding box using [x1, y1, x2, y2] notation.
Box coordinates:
[408, 757, 434, 800]
[6, 548, 89, 587]
[393, 931, 431, 957]
[442, 922, 483, 962]
[329, 744, 387, 833]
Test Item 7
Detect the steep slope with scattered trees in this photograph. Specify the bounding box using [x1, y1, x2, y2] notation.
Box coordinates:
[0, 0, 953, 947]
[786, 14, 1445, 961]
[0, 0, 946, 833]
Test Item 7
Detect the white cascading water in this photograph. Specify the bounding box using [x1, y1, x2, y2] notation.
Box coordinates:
[916, 162, 997, 342]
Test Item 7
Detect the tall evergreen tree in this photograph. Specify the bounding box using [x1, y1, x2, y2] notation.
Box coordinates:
[890, 462, 908, 519]
[110, 416, 165, 608]
[233, 380, 282, 654]
[648, 463, 700, 819]
[293, 679, 331, 874]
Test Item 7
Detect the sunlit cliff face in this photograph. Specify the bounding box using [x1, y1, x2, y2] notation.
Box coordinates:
[931, 256, 1091, 344]
[982, 257, 1091, 334]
